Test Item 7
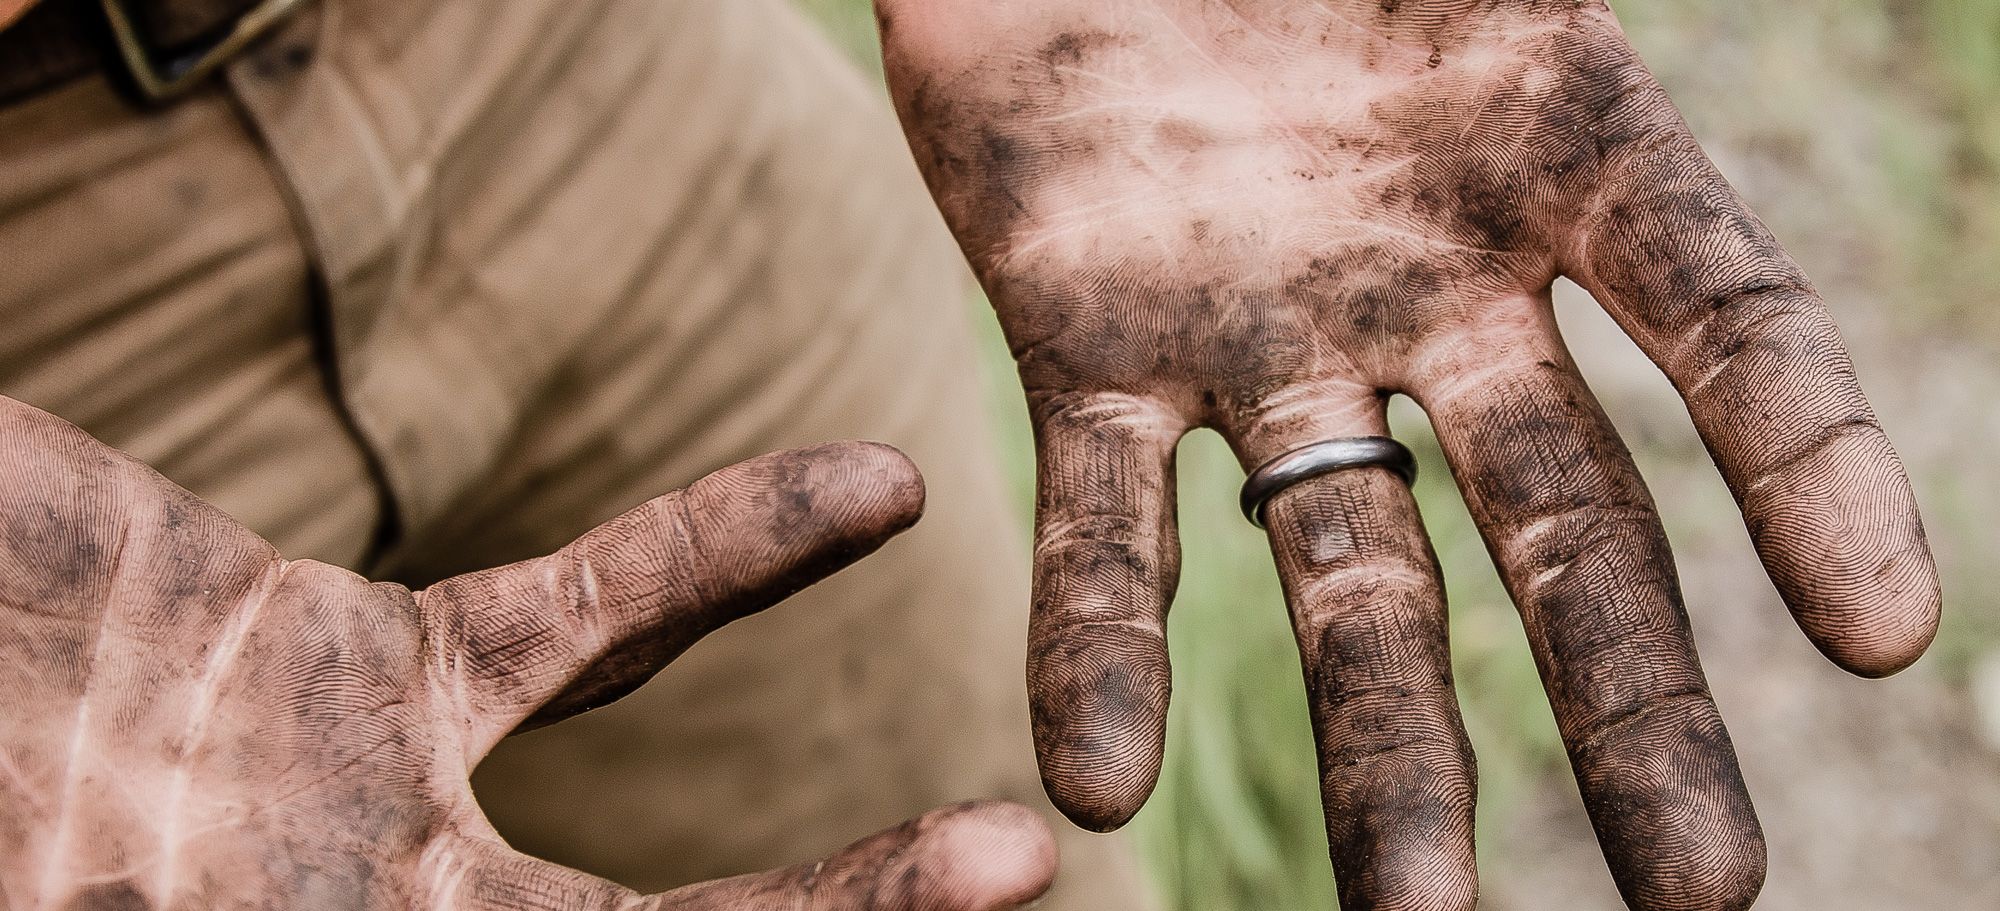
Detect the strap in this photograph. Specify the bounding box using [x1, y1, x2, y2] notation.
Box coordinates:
[0, 0, 264, 106]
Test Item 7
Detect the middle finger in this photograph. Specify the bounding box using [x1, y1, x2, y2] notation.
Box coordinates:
[1413, 313, 1764, 911]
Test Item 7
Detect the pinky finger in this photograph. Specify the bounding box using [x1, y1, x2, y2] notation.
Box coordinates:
[1569, 129, 1941, 676]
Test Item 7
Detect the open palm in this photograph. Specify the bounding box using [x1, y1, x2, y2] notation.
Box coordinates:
[0, 396, 1054, 910]
[879, 1, 1941, 909]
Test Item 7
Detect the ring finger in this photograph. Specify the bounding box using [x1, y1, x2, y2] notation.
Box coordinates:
[1230, 386, 1479, 911]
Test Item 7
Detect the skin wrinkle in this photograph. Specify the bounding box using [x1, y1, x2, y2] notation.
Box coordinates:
[877, 0, 1940, 908]
[0, 396, 1055, 910]
[152, 559, 281, 904]
[35, 498, 135, 911]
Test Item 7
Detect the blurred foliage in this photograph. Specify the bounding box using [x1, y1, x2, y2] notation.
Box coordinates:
[791, 0, 884, 77]
[1610, 0, 2000, 337]
[1908, 0, 2000, 331]
[791, 1, 1997, 908]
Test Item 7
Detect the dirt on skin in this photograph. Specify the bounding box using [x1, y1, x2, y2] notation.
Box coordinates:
[1479, 5, 2000, 902]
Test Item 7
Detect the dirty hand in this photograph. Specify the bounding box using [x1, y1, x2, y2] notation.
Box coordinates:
[0, 396, 1054, 910]
[876, 1, 1941, 908]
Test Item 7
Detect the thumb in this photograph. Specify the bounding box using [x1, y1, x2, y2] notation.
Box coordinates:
[436, 801, 1055, 911]
[656, 801, 1058, 911]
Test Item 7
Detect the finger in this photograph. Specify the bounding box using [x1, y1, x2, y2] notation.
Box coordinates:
[1568, 129, 1940, 677]
[1026, 391, 1183, 832]
[652, 800, 1056, 911]
[420, 441, 925, 752]
[1416, 334, 1763, 911]
[1236, 393, 1478, 911]
[1265, 484, 1480, 911]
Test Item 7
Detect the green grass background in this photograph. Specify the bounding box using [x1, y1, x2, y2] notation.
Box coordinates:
[790, 1, 2000, 907]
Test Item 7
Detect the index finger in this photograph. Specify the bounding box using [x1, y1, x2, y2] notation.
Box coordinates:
[1026, 391, 1183, 832]
[419, 441, 926, 754]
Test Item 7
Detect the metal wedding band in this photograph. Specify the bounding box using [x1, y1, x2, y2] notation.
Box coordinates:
[1239, 436, 1418, 528]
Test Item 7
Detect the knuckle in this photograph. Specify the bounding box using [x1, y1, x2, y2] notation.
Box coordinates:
[1033, 389, 1160, 435]
[1675, 282, 1833, 382]
[1570, 688, 1713, 760]
[1324, 732, 1433, 772]
[1509, 500, 1664, 600]
[1036, 510, 1146, 552]
[1292, 561, 1436, 619]
[1031, 513, 1169, 611]
[1745, 413, 1883, 496]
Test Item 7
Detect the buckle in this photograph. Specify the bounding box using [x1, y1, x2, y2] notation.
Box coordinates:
[98, 0, 310, 102]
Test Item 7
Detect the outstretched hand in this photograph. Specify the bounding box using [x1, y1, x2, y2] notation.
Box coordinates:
[0, 396, 1054, 910]
[877, 1, 1941, 908]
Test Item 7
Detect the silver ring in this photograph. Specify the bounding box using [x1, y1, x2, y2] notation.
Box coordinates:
[1239, 437, 1417, 528]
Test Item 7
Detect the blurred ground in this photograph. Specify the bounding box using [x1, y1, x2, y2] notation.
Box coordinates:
[796, 1, 2000, 907]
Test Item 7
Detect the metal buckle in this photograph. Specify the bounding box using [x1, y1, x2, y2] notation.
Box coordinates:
[98, 0, 310, 102]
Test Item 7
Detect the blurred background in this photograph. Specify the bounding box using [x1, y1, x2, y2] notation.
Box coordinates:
[792, 0, 2000, 908]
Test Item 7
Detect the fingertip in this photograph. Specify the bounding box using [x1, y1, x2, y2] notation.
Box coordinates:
[1028, 628, 1169, 832]
[1582, 708, 1766, 911]
[796, 439, 928, 534]
[1740, 425, 1943, 679]
[1037, 726, 1158, 832]
[1669, 818, 1767, 911]
[1622, 829, 1766, 911]
[719, 442, 926, 566]
[1778, 542, 1942, 679]
[662, 801, 1055, 911]
[840, 439, 928, 523]
[1050, 786, 1144, 834]
[916, 801, 1059, 910]
[1647, 784, 1767, 911]
[1816, 582, 1941, 679]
